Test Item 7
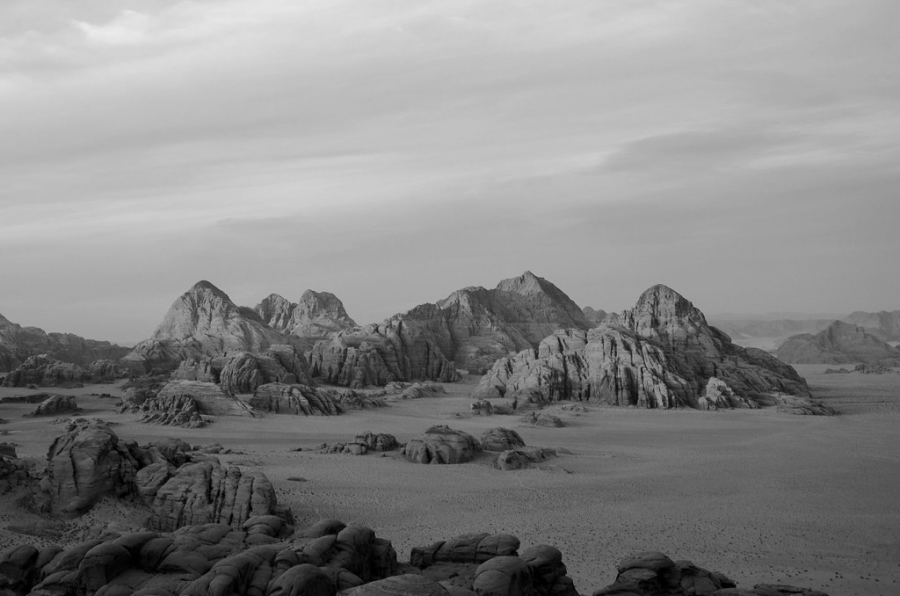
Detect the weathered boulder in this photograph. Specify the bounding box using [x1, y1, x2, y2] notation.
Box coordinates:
[592, 551, 736, 596]
[472, 555, 533, 596]
[40, 418, 142, 516]
[411, 533, 520, 568]
[402, 426, 481, 465]
[248, 383, 343, 416]
[125, 390, 206, 428]
[0, 354, 88, 387]
[475, 285, 826, 414]
[87, 359, 131, 382]
[218, 347, 312, 394]
[345, 574, 450, 596]
[471, 400, 493, 416]
[157, 381, 256, 417]
[0, 450, 29, 494]
[698, 378, 758, 410]
[480, 428, 526, 452]
[25, 394, 80, 417]
[353, 431, 399, 452]
[146, 460, 281, 532]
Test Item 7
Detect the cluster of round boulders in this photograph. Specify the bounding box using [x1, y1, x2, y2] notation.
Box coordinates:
[401, 426, 481, 465]
[26, 394, 80, 417]
[36, 418, 287, 531]
[521, 412, 564, 428]
[480, 428, 526, 452]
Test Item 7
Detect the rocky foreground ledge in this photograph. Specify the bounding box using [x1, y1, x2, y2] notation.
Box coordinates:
[0, 519, 828, 596]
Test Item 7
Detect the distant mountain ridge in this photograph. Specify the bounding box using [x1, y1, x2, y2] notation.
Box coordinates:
[0, 313, 130, 373]
[775, 321, 900, 366]
[255, 290, 357, 340]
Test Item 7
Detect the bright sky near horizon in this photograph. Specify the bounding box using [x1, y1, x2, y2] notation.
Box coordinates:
[1, 0, 898, 343]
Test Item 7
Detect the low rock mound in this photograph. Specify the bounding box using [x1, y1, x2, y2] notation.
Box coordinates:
[521, 412, 564, 428]
[401, 426, 481, 464]
[248, 383, 343, 416]
[25, 394, 80, 417]
[494, 447, 558, 471]
[411, 532, 521, 567]
[776, 320, 900, 366]
[481, 428, 526, 452]
[126, 391, 206, 428]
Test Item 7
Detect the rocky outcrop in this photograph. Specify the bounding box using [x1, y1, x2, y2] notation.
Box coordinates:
[145, 460, 282, 532]
[307, 320, 458, 388]
[86, 359, 131, 382]
[0, 447, 28, 494]
[401, 426, 481, 464]
[0, 312, 129, 372]
[256, 290, 358, 339]
[40, 419, 142, 516]
[248, 383, 343, 416]
[121, 381, 256, 426]
[126, 391, 206, 428]
[475, 285, 824, 413]
[480, 428, 526, 452]
[0, 354, 88, 387]
[122, 281, 307, 374]
[158, 381, 256, 417]
[776, 320, 900, 366]
[218, 347, 312, 393]
[521, 412, 564, 428]
[0, 521, 831, 596]
[25, 394, 80, 417]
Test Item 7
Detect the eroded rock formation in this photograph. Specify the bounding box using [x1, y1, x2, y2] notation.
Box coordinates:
[26, 394, 80, 417]
[249, 383, 343, 416]
[0, 354, 88, 387]
[256, 290, 358, 339]
[475, 285, 829, 414]
[401, 426, 481, 465]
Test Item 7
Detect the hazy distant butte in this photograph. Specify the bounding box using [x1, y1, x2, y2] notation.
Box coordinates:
[776, 320, 900, 365]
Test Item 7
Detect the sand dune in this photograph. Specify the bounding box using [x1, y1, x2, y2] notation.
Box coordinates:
[0, 368, 897, 595]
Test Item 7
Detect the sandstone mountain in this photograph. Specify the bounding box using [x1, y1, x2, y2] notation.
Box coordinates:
[384, 271, 591, 373]
[475, 284, 821, 412]
[0, 313, 129, 373]
[255, 289, 357, 339]
[122, 281, 305, 373]
[775, 320, 900, 365]
[842, 310, 900, 341]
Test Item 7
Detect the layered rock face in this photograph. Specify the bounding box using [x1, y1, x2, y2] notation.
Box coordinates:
[256, 290, 357, 339]
[776, 320, 900, 365]
[307, 319, 458, 387]
[0, 313, 129, 372]
[475, 285, 819, 411]
[122, 281, 308, 374]
[249, 383, 343, 416]
[391, 271, 591, 373]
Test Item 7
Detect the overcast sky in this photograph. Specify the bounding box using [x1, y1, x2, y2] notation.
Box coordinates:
[1, 0, 898, 343]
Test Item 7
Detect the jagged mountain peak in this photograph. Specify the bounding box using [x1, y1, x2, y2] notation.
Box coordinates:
[0, 313, 13, 327]
[495, 270, 550, 295]
[188, 280, 231, 298]
[628, 284, 709, 330]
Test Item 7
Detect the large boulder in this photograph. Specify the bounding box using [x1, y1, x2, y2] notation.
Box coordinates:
[40, 419, 142, 516]
[25, 394, 80, 417]
[480, 428, 526, 452]
[402, 426, 481, 465]
[145, 460, 282, 532]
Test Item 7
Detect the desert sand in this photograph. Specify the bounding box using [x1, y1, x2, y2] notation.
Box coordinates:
[0, 367, 898, 595]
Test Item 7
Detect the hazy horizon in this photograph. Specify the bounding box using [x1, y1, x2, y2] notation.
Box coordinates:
[2, 1, 898, 343]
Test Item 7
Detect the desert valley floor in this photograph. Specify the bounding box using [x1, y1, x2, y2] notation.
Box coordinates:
[0, 365, 897, 596]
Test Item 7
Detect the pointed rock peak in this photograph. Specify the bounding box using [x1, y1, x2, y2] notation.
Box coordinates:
[495, 271, 551, 295]
[0, 313, 13, 326]
[187, 280, 232, 301]
[626, 284, 710, 334]
[258, 293, 293, 308]
[297, 290, 356, 325]
[634, 284, 697, 315]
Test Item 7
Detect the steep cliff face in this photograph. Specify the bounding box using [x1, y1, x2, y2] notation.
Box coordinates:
[255, 290, 357, 339]
[476, 285, 817, 411]
[390, 271, 591, 373]
[776, 320, 900, 365]
[122, 281, 306, 373]
[0, 314, 129, 372]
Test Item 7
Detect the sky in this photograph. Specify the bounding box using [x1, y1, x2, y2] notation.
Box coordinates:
[1, 0, 898, 344]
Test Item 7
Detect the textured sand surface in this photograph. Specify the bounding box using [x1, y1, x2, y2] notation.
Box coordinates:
[0, 369, 897, 595]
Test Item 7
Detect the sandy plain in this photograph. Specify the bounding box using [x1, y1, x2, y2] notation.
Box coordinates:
[0, 366, 898, 596]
